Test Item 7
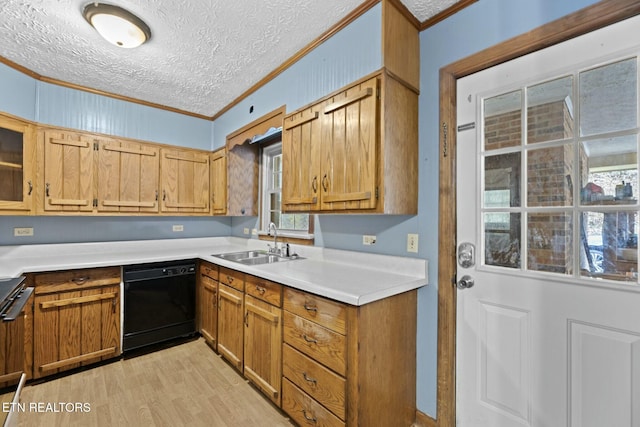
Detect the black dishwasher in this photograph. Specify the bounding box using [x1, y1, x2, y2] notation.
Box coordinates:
[123, 260, 197, 352]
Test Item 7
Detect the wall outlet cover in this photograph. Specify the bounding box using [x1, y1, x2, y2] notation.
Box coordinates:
[172, 225, 184, 232]
[363, 235, 376, 245]
[14, 227, 34, 237]
[407, 233, 419, 253]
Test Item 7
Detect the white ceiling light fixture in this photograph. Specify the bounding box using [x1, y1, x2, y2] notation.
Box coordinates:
[83, 3, 151, 48]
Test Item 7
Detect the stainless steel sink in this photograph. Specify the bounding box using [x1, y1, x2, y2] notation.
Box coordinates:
[211, 250, 302, 266]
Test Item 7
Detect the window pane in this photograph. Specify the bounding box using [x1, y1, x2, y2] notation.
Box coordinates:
[0, 127, 24, 202]
[526, 76, 573, 144]
[581, 210, 638, 281]
[484, 213, 521, 268]
[527, 145, 573, 207]
[270, 211, 280, 226]
[484, 90, 522, 150]
[484, 153, 521, 208]
[580, 135, 638, 204]
[528, 212, 573, 275]
[580, 58, 637, 136]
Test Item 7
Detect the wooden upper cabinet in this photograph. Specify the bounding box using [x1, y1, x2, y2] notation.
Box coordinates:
[0, 113, 35, 214]
[320, 77, 378, 211]
[42, 129, 95, 213]
[97, 139, 160, 213]
[210, 148, 227, 215]
[160, 148, 210, 214]
[282, 105, 322, 212]
[283, 71, 417, 214]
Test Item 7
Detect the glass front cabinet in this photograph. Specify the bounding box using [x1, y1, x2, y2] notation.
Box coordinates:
[0, 113, 35, 213]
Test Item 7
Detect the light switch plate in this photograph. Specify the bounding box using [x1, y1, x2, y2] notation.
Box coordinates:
[407, 234, 419, 253]
[172, 225, 184, 232]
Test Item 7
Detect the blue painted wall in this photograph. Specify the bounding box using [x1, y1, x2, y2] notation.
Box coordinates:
[0, 0, 607, 418]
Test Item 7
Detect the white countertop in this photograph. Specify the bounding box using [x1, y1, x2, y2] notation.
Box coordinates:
[0, 237, 428, 305]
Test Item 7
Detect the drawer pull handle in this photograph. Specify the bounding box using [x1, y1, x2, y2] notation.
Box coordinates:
[256, 285, 266, 294]
[227, 275, 233, 283]
[72, 276, 90, 285]
[303, 304, 317, 312]
[302, 410, 317, 423]
[302, 372, 317, 385]
[303, 334, 317, 344]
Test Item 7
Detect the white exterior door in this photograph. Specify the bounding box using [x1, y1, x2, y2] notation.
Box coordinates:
[456, 14, 640, 427]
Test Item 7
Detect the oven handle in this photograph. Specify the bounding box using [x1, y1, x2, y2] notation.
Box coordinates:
[2, 287, 34, 321]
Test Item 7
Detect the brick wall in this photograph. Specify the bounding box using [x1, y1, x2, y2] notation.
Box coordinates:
[484, 99, 575, 273]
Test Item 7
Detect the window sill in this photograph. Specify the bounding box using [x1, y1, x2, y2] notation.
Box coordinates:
[257, 231, 315, 246]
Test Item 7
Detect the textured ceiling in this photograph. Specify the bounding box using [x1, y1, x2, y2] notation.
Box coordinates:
[0, 0, 460, 118]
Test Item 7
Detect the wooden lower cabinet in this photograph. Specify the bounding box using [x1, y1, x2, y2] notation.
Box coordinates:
[32, 267, 121, 379]
[0, 292, 32, 388]
[217, 283, 244, 370]
[282, 287, 417, 426]
[198, 262, 218, 349]
[244, 294, 282, 406]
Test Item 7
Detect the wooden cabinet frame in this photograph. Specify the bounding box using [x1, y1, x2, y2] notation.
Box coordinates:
[0, 113, 36, 214]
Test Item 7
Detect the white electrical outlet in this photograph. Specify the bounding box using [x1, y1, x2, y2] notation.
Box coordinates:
[243, 228, 250, 235]
[14, 227, 34, 237]
[172, 224, 184, 232]
[407, 234, 419, 253]
[252, 228, 258, 236]
[362, 235, 376, 245]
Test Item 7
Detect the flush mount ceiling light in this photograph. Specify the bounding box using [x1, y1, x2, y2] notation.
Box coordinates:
[83, 3, 151, 48]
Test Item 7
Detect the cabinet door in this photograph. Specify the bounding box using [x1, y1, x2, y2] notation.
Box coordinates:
[320, 77, 378, 211]
[97, 139, 159, 213]
[199, 274, 218, 348]
[217, 283, 244, 370]
[33, 284, 120, 379]
[160, 148, 210, 214]
[0, 307, 26, 388]
[282, 105, 322, 212]
[43, 129, 95, 212]
[244, 295, 282, 405]
[210, 148, 227, 215]
[0, 114, 35, 213]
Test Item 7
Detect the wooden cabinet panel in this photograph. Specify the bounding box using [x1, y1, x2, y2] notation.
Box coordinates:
[33, 282, 120, 379]
[97, 139, 159, 213]
[219, 267, 244, 291]
[243, 295, 282, 405]
[198, 272, 218, 349]
[283, 288, 346, 334]
[210, 148, 227, 215]
[245, 275, 282, 307]
[200, 261, 219, 281]
[0, 302, 28, 388]
[160, 148, 210, 214]
[34, 266, 121, 294]
[283, 311, 346, 376]
[282, 106, 322, 212]
[282, 379, 345, 427]
[283, 344, 345, 420]
[320, 78, 378, 211]
[217, 283, 244, 370]
[42, 129, 94, 212]
[0, 113, 35, 214]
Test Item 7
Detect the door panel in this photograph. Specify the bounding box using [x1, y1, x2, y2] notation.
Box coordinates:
[457, 14, 640, 427]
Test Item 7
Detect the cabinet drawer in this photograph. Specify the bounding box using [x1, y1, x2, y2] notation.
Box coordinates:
[284, 288, 346, 334]
[283, 344, 345, 420]
[199, 262, 218, 280]
[282, 379, 344, 427]
[245, 275, 282, 307]
[219, 267, 244, 291]
[34, 267, 121, 294]
[283, 311, 346, 376]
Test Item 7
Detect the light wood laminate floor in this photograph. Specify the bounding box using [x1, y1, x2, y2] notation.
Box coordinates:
[8, 338, 294, 427]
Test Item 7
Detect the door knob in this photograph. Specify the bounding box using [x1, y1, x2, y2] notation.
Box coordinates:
[457, 275, 474, 290]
